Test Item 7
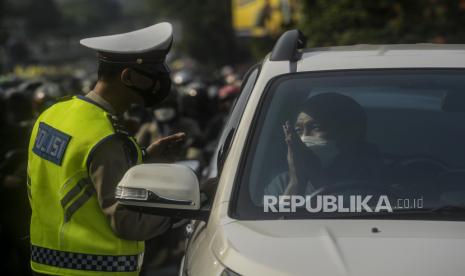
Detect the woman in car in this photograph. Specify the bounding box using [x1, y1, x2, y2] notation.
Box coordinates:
[265, 92, 386, 196]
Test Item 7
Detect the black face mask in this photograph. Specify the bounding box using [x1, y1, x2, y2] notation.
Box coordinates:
[126, 68, 171, 107]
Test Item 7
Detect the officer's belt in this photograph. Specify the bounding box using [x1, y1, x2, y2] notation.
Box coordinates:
[31, 245, 139, 272]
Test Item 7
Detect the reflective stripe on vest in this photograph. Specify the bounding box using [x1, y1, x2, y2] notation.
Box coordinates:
[31, 245, 139, 272]
[61, 178, 94, 222]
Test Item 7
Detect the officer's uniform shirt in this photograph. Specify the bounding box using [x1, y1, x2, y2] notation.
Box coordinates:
[86, 90, 170, 240]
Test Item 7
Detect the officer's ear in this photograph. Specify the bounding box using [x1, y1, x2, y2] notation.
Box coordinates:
[120, 68, 132, 85]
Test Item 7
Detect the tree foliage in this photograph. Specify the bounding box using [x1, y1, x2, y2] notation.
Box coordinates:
[59, 0, 122, 34]
[144, 0, 465, 66]
[0, 0, 5, 43]
[146, 0, 236, 68]
[299, 0, 465, 47]
[2, 0, 61, 37]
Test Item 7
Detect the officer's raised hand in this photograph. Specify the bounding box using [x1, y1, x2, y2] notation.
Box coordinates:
[146, 132, 186, 163]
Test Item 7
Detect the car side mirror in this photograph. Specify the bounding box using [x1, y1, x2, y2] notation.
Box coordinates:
[176, 160, 201, 174]
[116, 163, 209, 221]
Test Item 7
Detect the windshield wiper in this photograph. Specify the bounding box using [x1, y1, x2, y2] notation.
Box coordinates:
[277, 205, 465, 220]
[426, 205, 465, 214]
[394, 205, 465, 214]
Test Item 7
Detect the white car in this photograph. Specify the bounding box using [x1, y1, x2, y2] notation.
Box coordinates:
[117, 30, 465, 276]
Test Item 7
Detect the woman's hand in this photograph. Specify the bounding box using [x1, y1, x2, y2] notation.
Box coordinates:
[283, 121, 308, 195]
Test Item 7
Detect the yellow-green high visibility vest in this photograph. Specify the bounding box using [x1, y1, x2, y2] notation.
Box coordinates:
[27, 95, 144, 276]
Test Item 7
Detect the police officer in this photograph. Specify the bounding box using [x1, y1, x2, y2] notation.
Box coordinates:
[27, 22, 185, 276]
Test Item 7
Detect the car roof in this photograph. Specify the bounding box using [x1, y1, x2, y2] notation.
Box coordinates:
[297, 44, 465, 72]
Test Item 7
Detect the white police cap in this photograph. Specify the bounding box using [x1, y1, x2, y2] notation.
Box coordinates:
[80, 22, 173, 65]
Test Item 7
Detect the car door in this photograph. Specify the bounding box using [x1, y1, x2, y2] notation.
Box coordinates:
[180, 65, 261, 276]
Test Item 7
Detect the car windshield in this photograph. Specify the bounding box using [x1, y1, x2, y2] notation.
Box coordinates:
[232, 69, 465, 220]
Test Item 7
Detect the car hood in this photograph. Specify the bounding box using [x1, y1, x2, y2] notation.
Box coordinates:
[212, 219, 465, 276]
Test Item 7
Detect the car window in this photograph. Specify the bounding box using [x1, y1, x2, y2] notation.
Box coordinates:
[205, 65, 260, 180]
[232, 69, 465, 220]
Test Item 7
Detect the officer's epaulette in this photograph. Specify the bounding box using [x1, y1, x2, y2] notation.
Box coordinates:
[106, 114, 129, 136]
[56, 95, 74, 102]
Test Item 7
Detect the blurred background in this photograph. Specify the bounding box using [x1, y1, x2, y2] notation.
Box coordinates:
[1, 0, 465, 275]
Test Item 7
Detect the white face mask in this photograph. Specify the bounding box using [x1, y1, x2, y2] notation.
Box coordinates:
[300, 135, 327, 147]
[154, 108, 176, 123]
[300, 135, 339, 167]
